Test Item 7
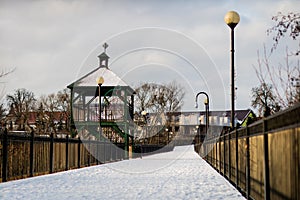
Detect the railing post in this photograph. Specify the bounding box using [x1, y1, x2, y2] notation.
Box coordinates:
[77, 137, 81, 168]
[223, 132, 226, 176]
[246, 126, 250, 199]
[103, 140, 106, 163]
[88, 138, 91, 167]
[219, 137, 222, 173]
[65, 134, 69, 171]
[228, 132, 231, 180]
[263, 120, 270, 200]
[235, 128, 239, 188]
[30, 130, 34, 177]
[210, 140, 213, 165]
[49, 132, 54, 173]
[109, 142, 112, 161]
[215, 138, 218, 170]
[96, 139, 99, 165]
[2, 128, 8, 182]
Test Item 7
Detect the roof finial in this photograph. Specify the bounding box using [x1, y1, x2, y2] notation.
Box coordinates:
[103, 43, 108, 53]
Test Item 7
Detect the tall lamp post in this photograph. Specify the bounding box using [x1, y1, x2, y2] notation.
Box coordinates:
[165, 128, 169, 144]
[224, 11, 240, 129]
[97, 77, 104, 136]
[97, 77, 104, 163]
[195, 92, 209, 135]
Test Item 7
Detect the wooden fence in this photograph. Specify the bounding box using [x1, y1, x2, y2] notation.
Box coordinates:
[195, 104, 300, 200]
[0, 131, 127, 182]
[0, 131, 175, 183]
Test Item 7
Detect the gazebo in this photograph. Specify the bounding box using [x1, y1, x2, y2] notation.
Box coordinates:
[67, 43, 135, 159]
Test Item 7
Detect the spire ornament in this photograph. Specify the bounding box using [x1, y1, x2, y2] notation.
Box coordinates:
[103, 43, 109, 53]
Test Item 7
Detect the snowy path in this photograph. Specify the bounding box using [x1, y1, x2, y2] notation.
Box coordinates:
[0, 145, 245, 200]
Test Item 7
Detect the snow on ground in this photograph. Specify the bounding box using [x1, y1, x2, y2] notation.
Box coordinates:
[0, 145, 245, 200]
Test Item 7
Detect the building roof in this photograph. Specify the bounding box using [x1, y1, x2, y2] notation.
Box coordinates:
[27, 111, 68, 125]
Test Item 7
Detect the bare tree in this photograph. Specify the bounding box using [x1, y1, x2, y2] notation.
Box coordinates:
[0, 68, 15, 79]
[134, 83, 153, 115]
[134, 81, 185, 114]
[38, 89, 70, 134]
[164, 81, 185, 112]
[253, 12, 300, 113]
[0, 103, 6, 128]
[0, 68, 15, 100]
[35, 102, 47, 134]
[6, 88, 36, 131]
[251, 83, 280, 117]
[134, 81, 185, 144]
[267, 12, 300, 56]
[39, 93, 57, 134]
[56, 89, 71, 132]
[254, 46, 300, 109]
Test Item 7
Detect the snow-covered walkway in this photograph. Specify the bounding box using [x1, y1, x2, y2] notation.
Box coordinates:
[0, 145, 245, 200]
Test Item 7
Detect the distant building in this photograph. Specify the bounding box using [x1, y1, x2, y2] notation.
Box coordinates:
[137, 109, 255, 145]
[5, 111, 68, 134]
[178, 109, 254, 127]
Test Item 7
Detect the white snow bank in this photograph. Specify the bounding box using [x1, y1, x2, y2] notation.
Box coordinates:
[0, 145, 245, 200]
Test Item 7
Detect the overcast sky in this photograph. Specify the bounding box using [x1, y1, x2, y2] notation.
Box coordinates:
[1, 0, 299, 112]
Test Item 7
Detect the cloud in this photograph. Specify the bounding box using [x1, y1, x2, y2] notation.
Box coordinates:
[0, 0, 299, 111]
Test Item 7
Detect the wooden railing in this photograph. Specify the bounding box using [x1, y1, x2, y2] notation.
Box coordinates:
[195, 104, 300, 200]
[0, 130, 175, 183]
[0, 131, 126, 182]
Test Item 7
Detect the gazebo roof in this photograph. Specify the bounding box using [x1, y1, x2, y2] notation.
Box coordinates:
[68, 66, 129, 88]
[67, 44, 134, 95]
[67, 66, 134, 96]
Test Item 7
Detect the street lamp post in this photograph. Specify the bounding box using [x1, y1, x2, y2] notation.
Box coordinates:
[195, 125, 199, 145]
[225, 11, 240, 129]
[141, 110, 149, 157]
[97, 77, 104, 133]
[225, 10, 240, 187]
[195, 92, 209, 136]
[165, 128, 169, 144]
[97, 77, 104, 163]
